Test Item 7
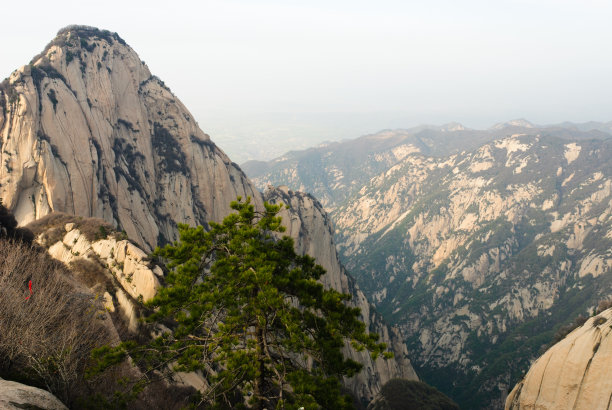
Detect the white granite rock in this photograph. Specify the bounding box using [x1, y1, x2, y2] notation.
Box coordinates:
[0, 379, 68, 409]
[507, 308, 612, 410]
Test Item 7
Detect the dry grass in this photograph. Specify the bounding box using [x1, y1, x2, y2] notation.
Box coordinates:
[26, 212, 118, 245]
[69, 257, 113, 292]
[1, 209, 195, 407]
[0, 239, 196, 408]
[0, 239, 112, 405]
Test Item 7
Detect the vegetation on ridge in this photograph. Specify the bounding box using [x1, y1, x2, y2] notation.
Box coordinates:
[91, 197, 390, 409]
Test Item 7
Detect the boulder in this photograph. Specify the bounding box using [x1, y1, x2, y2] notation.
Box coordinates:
[0, 379, 68, 410]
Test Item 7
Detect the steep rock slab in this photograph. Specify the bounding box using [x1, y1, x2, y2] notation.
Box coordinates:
[30, 215, 159, 331]
[264, 186, 418, 404]
[0, 26, 260, 250]
[506, 308, 612, 410]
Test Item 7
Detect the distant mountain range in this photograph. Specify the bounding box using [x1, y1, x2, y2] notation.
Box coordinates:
[243, 121, 611, 211]
[213, 114, 612, 164]
[244, 124, 612, 408]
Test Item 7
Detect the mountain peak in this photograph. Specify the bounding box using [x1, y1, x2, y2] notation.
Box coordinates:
[0, 26, 258, 249]
[439, 122, 466, 132]
[55, 25, 126, 44]
[490, 118, 536, 130]
[23, 25, 129, 76]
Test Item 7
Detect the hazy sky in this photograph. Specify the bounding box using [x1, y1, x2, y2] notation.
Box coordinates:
[2, 0, 612, 161]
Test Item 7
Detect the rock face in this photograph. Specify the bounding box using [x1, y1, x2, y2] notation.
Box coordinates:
[265, 186, 418, 403]
[1, 26, 416, 403]
[28, 214, 160, 332]
[506, 308, 612, 410]
[250, 132, 612, 408]
[0, 25, 260, 250]
[48, 225, 161, 301]
[0, 379, 68, 410]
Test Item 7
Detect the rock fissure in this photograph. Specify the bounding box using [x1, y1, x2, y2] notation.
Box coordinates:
[571, 330, 603, 410]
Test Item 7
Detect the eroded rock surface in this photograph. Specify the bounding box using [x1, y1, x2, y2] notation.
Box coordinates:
[506, 308, 612, 410]
[31, 216, 159, 332]
[0, 26, 260, 251]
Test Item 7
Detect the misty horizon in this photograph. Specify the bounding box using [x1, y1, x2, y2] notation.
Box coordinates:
[2, 0, 611, 161]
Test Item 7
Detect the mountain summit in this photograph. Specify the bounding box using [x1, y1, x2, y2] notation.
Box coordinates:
[0, 25, 259, 249]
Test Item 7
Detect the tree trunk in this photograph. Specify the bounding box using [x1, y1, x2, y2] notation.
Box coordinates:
[254, 323, 267, 410]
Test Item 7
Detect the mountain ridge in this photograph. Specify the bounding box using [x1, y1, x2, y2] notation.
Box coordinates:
[248, 129, 612, 408]
[0, 25, 416, 404]
[243, 124, 610, 213]
[0, 25, 260, 250]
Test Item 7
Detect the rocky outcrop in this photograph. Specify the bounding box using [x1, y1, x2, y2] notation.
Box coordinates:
[0, 25, 260, 250]
[30, 215, 160, 332]
[506, 308, 612, 410]
[0, 378, 68, 410]
[264, 186, 418, 404]
[48, 225, 161, 301]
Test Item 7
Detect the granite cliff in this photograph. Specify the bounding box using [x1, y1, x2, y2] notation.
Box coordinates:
[265, 186, 418, 402]
[0, 25, 259, 250]
[0, 25, 415, 404]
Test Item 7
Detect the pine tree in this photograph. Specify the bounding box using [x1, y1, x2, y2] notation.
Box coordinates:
[92, 197, 389, 409]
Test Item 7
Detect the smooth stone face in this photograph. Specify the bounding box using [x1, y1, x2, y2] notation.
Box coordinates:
[506, 309, 612, 410]
[1, 28, 261, 251]
[0, 379, 68, 410]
